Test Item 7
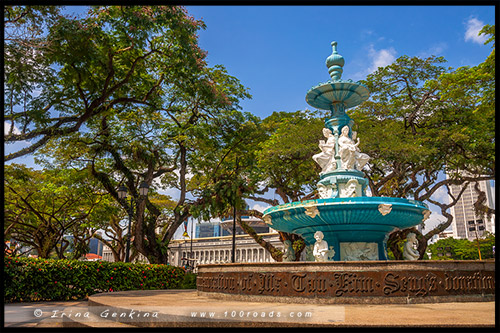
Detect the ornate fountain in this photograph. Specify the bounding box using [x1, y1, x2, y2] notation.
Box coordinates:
[262, 41, 430, 261]
[196, 42, 494, 305]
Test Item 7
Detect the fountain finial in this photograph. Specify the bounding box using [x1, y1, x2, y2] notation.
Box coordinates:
[326, 41, 345, 81]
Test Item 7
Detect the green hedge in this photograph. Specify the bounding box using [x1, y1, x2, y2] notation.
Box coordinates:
[4, 256, 190, 302]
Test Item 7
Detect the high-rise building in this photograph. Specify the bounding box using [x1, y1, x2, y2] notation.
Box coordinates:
[194, 215, 271, 238]
[195, 221, 223, 238]
[448, 175, 495, 240]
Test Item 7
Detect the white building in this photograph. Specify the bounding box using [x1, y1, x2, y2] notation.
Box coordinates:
[101, 216, 286, 268]
[447, 175, 495, 240]
[428, 229, 455, 244]
[168, 232, 283, 269]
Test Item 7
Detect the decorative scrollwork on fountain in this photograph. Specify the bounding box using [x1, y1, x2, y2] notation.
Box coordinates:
[378, 204, 393, 216]
[304, 205, 320, 218]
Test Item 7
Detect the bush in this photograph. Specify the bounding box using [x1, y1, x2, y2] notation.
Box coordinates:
[180, 272, 197, 289]
[4, 256, 187, 303]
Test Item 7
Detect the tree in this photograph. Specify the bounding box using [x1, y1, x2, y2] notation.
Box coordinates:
[351, 25, 495, 258]
[4, 5, 209, 161]
[92, 192, 176, 262]
[4, 164, 115, 258]
[247, 110, 327, 260]
[188, 110, 283, 258]
[32, 6, 251, 264]
[190, 109, 327, 261]
[427, 233, 495, 260]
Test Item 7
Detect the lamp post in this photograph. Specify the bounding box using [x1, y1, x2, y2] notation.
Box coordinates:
[117, 181, 149, 263]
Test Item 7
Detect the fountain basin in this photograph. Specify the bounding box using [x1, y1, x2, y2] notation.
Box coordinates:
[305, 80, 370, 110]
[263, 197, 429, 260]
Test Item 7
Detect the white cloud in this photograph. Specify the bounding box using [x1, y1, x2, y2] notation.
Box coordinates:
[352, 44, 397, 80]
[417, 42, 448, 58]
[422, 211, 445, 231]
[4, 121, 21, 135]
[430, 186, 450, 206]
[252, 203, 270, 213]
[368, 44, 397, 73]
[464, 17, 488, 44]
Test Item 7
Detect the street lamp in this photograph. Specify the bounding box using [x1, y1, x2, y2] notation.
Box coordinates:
[117, 181, 149, 263]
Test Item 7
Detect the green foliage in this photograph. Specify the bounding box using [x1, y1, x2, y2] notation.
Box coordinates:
[427, 233, 495, 260]
[4, 257, 187, 302]
[180, 272, 198, 289]
[5, 163, 118, 259]
[351, 27, 495, 250]
[10, 6, 251, 264]
[257, 110, 326, 202]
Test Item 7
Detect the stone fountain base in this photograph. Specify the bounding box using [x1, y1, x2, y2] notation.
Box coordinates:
[197, 260, 495, 304]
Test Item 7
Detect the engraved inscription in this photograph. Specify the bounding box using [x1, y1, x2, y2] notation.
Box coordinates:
[291, 273, 306, 292]
[333, 272, 374, 296]
[197, 268, 495, 299]
[444, 272, 495, 292]
[256, 273, 281, 294]
[383, 272, 438, 296]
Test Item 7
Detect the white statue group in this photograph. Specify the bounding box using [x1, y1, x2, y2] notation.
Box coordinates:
[313, 125, 370, 173]
[284, 230, 418, 262]
[288, 125, 419, 262]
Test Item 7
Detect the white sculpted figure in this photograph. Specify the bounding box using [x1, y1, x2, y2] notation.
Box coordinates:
[312, 128, 336, 174]
[318, 183, 335, 199]
[342, 242, 378, 261]
[403, 233, 420, 260]
[313, 231, 329, 262]
[341, 179, 359, 198]
[338, 126, 370, 170]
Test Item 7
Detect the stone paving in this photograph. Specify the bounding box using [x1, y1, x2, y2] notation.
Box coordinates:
[3, 289, 496, 328]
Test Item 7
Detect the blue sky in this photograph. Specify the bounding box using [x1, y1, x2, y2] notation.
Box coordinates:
[185, 5, 495, 118]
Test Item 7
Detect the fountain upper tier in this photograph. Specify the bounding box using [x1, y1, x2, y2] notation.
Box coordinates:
[305, 41, 370, 111]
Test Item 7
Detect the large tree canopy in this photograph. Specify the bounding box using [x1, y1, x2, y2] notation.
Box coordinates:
[4, 164, 116, 259]
[24, 5, 251, 264]
[4, 6, 211, 160]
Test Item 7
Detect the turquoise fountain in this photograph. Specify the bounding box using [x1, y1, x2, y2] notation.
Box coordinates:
[196, 42, 494, 306]
[262, 41, 430, 261]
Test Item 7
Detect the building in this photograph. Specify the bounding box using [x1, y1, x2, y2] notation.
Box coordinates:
[448, 175, 495, 240]
[428, 229, 454, 244]
[101, 216, 284, 267]
[168, 232, 283, 270]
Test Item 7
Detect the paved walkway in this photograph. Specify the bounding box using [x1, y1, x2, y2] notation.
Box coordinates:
[3, 290, 496, 327]
[4, 300, 88, 328]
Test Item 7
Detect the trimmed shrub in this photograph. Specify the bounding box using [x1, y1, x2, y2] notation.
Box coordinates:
[180, 272, 197, 289]
[4, 256, 187, 302]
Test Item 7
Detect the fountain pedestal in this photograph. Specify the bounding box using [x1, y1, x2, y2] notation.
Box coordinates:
[197, 261, 495, 304]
